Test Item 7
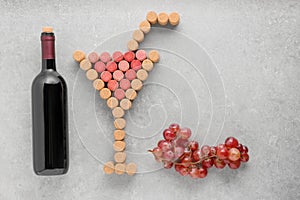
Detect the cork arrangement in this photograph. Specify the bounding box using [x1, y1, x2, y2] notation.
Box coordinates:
[73, 11, 180, 176]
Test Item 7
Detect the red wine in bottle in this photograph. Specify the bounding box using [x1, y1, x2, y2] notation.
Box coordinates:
[31, 27, 69, 175]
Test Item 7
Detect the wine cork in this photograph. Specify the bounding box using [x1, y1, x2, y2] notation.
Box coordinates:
[73, 50, 85, 62]
[106, 61, 118, 72]
[146, 11, 158, 24]
[114, 163, 126, 175]
[135, 50, 147, 61]
[94, 61, 106, 73]
[112, 51, 123, 62]
[127, 39, 139, 51]
[107, 97, 119, 109]
[136, 69, 148, 81]
[118, 60, 130, 72]
[100, 71, 112, 82]
[114, 129, 126, 140]
[125, 69, 136, 81]
[103, 161, 114, 175]
[114, 88, 125, 100]
[124, 51, 135, 62]
[114, 152, 126, 163]
[148, 50, 160, 63]
[120, 79, 131, 90]
[88, 52, 99, 63]
[139, 20, 151, 34]
[107, 79, 119, 91]
[100, 52, 111, 63]
[130, 60, 142, 71]
[142, 59, 154, 71]
[93, 79, 105, 90]
[169, 12, 180, 26]
[131, 79, 143, 91]
[86, 69, 98, 80]
[158, 12, 168, 26]
[113, 70, 124, 81]
[112, 107, 125, 118]
[100, 88, 111, 100]
[114, 118, 126, 129]
[120, 98, 132, 110]
[132, 30, 144, 43]
[125, 88, 137, 100]
[80, 59, 92, 71]
[42, 27, 53, 33]
[126, 162, 137, 176]
[113, 140, 126, 152]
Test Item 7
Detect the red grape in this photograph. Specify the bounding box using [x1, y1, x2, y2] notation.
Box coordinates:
[198, 167, 208, 178]
[210, 146, 217, 156]
[189, 141, 199, 151]
[189, 167, 200, 178]
[174, 146, 184, 159]
[242, 145, 248, 153]
[201, 145, 211, 156]
[214, 158, 226, 169]
[157, 140, 165, 148]
[163, 150, 175, 161]
[163, 129, 176, 141]
[178, 128, 191, 139]
[225, 137, 239, 148]
[216, 146, 229, 160]
[169, 123, 180, 133]
[228, 160, 241, 169]
[192, 149, 201, 162]
[175, 165, 189, 176]
[202, 158, 214, 169]
[176, 138, 189, 148]
[160, 141, 172, 151]
[228, 148, 241, 161]
[181, 156, 192, 167]
[240, 153, 249, 162]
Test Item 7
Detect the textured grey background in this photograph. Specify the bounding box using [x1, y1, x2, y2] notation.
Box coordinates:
[0, 0, 299, 199]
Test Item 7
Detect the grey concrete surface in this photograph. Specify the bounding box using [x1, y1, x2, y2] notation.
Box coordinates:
[0, 0, 299, 199]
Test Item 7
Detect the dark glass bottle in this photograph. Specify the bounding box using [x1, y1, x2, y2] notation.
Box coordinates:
[31, 28, 69, 175]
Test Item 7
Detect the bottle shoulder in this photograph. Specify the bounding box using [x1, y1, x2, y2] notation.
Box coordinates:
[32, 70, 67, 86]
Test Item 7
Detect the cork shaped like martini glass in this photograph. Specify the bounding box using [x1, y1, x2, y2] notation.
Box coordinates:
[73, 11, 180, 176]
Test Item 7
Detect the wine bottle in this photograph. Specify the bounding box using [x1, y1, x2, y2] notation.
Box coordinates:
[31, 27, 69, 175]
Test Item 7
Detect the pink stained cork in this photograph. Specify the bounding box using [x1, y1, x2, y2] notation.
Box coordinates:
[100, 71, 112, 82]
[100, 52, 111, 63]
[118, 60, 130, 72]
[113, 70, 124, 81]
[120, 79, 131, 90]
[124, 51, 135, 62]
[94, 61, 106, 73]
[107, 80, 119, 91]
[125, 69, 136, 81]
[114, 89, 125, 100]
[130, 59, 142, 71]
[106, 61, 118, 72]
[112, 51, 123, 62]
[135, 50, 147, 61]
[88, 52, 99, 63]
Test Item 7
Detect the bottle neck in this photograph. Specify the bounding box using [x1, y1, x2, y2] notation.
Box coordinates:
[41, 32, 56, 71]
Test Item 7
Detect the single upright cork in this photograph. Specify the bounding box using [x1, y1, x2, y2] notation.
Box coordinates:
[114, 163, 126, 175]
[148, 50, 160, 63]
[139, 20, 151, 34]
[42, 27, 53, 33]
[142, 59, 154, 71]
[120, 98, 132, 110]
[114, 118, 126, 129]
[136, 69, 148, 81]
[73, 50, 85, 62]
[107, 97, 119, 109]
[93, 79, 104, 90]
[125, 88, 137, 100]
[126, 163, 137, 176]
[113, 141, 126, 152]
[158, 12, 169, 26]
[132, 30, 144, 43]
[86, 69, 98, 80]
[112, 107, 125, 118]
[114, 152, 126, 163]
[131, 79, 143, 91]
[146, 11, 158, 24]
[169, 12, 180, 26]
[103, 161, 115, 174]
[100, 88, 112, 99]
[114, 129, 126, 141]
[80, 59, 92, 71]
[127, 39, 139, 51]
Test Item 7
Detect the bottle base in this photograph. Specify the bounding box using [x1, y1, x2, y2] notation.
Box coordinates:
[35, 168, 68, 176]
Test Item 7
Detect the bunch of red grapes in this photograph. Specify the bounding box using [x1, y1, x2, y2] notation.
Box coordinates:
[149, 123, 249, 179]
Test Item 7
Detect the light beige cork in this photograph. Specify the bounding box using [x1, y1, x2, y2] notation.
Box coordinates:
[107, 97, 119, 109]
[131, 79, 143, 91]
[114, 152, 126, 163]
[125, 88, 137, 100]
[136, 69, 148, 81]
[114, 163, 126, 175]
[114, 129, 126, 141]
[139, 20, 151, 34]
[112, 107, 125, 118]
[113, 140, 126, 152]
[127, 39, 139, 51]
[73, 50, 85, 62]
[142, 59, 154, 71]
[169, 12, 180, 26]
[132, 29, 144, 43]
[120, 98, 132, 110]
[42, 27, 53, 33]
[158, 12, 169, 26]
[148, 50, 160, 63]
[99, 88, 111, 100]
[114, 118, 126, 130]
[126, 163, 137, 176]
[103, 161, 114, 174]
[86, 69, 98, 80]
[146, 11, 158, 24]
[80, 59, 92, 71]
[93, 79, 104, 90]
